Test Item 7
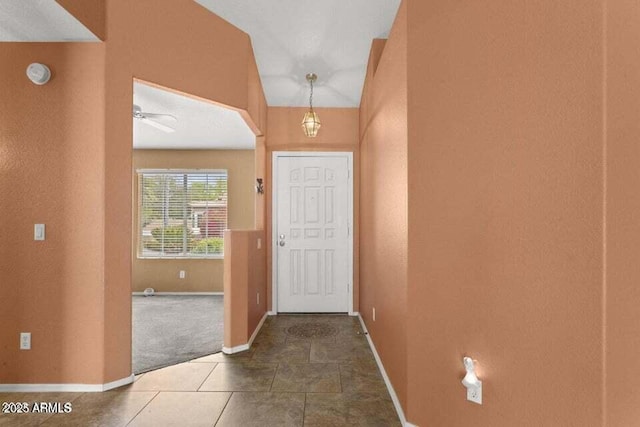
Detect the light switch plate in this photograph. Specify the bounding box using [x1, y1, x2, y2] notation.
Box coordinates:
[34, 224, 45, 241]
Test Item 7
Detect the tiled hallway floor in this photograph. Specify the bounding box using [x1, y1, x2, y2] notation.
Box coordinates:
[0, 315, 401, 426]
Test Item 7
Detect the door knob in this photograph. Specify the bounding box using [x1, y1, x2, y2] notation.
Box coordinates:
[279, 240, 285, 247]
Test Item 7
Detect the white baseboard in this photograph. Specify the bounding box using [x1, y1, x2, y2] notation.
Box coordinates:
[103, 374, 135, 391]
[349, 311, 360, 316]
[222, 343, 249, 354]
[0, 374, 134, 393]
[357, 314, 414, 427]
[267, 311, 277, 316]
[222, 311, 269, 355]
[248, 312, 269, 346]
[132, 292, 223, 296]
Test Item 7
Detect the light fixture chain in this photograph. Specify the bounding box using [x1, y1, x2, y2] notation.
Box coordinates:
[302, 73, 320, 138]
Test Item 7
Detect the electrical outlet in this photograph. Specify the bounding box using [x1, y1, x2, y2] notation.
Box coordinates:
[373, 307, 376, 322]
[20, 332, 31, 350]
[467, 382, 482, 405]
[179, 270, 185, 279]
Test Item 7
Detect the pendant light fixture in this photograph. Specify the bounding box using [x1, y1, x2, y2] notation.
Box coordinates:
[301, 73, 321, 138]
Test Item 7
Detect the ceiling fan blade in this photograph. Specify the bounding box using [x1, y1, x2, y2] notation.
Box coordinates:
[143, 112, 177, 122]
[141, 117, 175, 133]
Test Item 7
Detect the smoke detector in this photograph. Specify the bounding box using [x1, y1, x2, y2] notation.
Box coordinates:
[26, 63, 51, 85]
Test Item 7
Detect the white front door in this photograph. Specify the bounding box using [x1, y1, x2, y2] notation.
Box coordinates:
[273, 153, 352, 313]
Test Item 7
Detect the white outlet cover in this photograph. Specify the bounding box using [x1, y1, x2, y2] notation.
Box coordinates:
[467, 381, 482, 405]
[20, 332, 31, 350]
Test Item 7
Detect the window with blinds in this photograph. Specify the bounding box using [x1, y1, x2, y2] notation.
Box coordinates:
[137, 170, 228, 258]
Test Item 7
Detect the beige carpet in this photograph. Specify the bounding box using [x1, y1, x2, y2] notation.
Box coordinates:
[132, 295, 223, 374]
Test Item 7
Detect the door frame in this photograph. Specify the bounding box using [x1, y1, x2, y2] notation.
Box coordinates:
[271, 151, 354, 315]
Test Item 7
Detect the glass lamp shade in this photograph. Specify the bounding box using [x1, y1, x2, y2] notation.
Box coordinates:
[301, 110, 321, 137]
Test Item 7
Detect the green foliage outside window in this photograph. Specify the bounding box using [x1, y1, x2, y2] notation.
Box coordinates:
[141, 175, 187, 226]
[192, 237, 224, 255]
[189, 180, 227, 202]
[139, 171, 227, 258]
[146, 226, 194, 253]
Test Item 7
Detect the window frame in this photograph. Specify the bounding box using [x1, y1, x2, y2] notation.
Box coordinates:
[136, 168, 228, 260]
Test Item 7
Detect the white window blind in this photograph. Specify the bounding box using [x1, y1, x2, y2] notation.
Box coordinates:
[138, 170, 228, 258]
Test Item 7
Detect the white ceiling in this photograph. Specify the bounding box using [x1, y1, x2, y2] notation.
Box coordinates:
[194, 0, 401, 108]
[0, 0, 98, 41]
[133, 81, 256, 150]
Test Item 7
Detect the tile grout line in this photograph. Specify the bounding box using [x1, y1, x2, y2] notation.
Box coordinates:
[196, 363, 220, 392]
[247, 345, 256, 361]
[125, 390, 160, 426]
[270, 363, 280, 391]
[302, 392, 308, 427]
[212, 392, 233, 427]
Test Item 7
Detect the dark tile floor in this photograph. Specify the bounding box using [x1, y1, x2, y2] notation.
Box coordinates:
[0, 315, 401, 426]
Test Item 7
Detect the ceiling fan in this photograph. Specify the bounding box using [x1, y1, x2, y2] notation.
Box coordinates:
[132, 104, 177, 133]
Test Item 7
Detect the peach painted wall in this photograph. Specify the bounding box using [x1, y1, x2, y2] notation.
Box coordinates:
[358, 1, 408, 410]
[55, 0, 105, 40]
[0, 0, 266, 386]
[132, 150, 255, 293]
[223, 230, 267, 348]
[405, 1, 604, 426]
[358, 38, 386, 144]
[605, 1, 640, 425]
[358, 39, 386, 335]
[0, 43, 106, 384]
[246, 51, 268, 137]
[265, 107, 360, 312]
[101, 0, 266, 382]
